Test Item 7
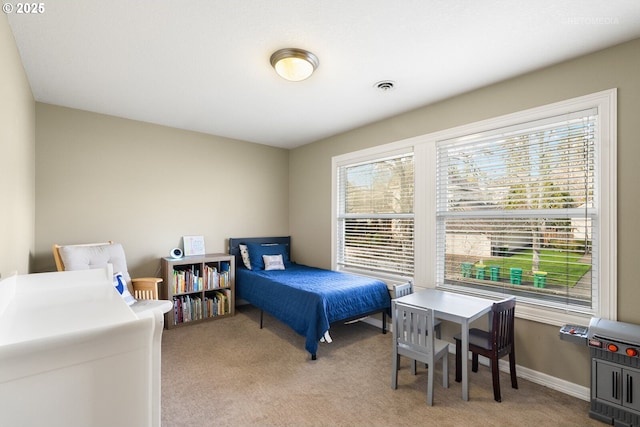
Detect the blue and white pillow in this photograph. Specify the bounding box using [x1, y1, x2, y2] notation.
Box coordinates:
[263, 254, 285, 271]
[113, 272, 137, 306]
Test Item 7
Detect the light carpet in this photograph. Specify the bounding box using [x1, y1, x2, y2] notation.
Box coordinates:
[161, 305, 601, 427]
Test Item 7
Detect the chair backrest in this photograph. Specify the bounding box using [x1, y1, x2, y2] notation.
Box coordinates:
[393, 281, 414, 299]
[392, 300, 437, 360]
[490, 297, 516, 357]
[53, 241, 132, 291]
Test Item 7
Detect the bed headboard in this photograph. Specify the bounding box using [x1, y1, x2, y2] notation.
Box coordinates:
[228, 236, 291, 267]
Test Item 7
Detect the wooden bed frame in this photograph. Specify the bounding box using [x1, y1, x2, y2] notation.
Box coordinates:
[228, 236, 388, 359]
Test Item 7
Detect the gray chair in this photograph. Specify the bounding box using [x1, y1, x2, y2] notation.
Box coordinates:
[391, 299, 449, 405]
[393, 281, 442, 339]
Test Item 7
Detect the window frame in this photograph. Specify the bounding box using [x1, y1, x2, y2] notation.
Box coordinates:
[332, 89, 616, 326]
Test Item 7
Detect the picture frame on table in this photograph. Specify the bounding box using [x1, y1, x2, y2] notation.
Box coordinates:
[183, 235, 205, 256]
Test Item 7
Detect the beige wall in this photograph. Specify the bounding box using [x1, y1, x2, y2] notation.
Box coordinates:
[34, 104, 290, 278]
[290, 38, 640, 387]
[0, 14, 35, 278]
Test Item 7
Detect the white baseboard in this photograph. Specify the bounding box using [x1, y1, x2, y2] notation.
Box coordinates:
[362, 316, 590, 402]
[505, 358, 590, 401]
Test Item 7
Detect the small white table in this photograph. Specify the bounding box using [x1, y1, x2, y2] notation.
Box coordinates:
[395, 288, 493, 401]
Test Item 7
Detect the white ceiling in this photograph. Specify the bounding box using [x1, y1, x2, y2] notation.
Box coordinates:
[7, 1, 640, 149]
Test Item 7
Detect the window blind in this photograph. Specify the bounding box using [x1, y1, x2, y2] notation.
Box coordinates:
[436, 109, 597, 312]
[337, 153, 414, 276]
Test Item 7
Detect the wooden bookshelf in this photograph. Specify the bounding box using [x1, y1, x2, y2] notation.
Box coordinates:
[160, 253, 235, 329]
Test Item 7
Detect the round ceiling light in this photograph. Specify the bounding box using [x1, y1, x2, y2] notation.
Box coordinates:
[270, 48, 319, 82]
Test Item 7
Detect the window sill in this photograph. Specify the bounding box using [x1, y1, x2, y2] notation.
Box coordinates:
[434, 283, 593, 327]
[335, 266, 410, 287]
[514, 302, 592, 327]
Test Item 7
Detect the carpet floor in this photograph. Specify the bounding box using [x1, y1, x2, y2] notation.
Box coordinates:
[161, 305, 602, 427]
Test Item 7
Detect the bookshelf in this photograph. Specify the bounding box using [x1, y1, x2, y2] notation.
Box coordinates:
[160, 253, 235, 329]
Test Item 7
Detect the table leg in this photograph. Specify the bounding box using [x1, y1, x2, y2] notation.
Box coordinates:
[461, 322, 469, 401]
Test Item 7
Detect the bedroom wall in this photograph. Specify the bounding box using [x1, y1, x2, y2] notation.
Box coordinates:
[289, 38, 640, 389]
[34, 104, 290, 278]
[0, 14, 35, 278]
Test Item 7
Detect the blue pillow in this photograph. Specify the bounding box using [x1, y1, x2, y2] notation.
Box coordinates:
[246, 243, 290, 270]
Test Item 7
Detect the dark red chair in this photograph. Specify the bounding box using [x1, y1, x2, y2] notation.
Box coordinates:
[454, 297, 518, 402]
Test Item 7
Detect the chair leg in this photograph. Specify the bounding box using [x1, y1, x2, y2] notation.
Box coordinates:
[491, 357, 502, 402]
[392, 353, 399, 389]
[472, 352, 479, 373]
[509, 350, 518, 389]
[455, 338, 462, 383]
[427, 360, 434, 406]
[442, 353, 449, 389]
[411, 359, 417, 375]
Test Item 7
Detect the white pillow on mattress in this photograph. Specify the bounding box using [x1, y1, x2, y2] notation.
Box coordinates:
[239, 244, 252, 269]
[263, 254, 285, 271]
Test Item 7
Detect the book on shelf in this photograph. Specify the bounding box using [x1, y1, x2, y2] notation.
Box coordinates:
[212, 289, 231, 315]
[172, 288, 232, 324]
[203, 264, 230, 290]
[172, 265, 207, 294]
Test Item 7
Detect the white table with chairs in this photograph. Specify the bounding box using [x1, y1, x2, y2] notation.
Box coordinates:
[394, 288, 494, 401]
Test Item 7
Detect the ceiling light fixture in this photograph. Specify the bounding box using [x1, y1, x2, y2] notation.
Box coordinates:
[270, 48, 319, 82]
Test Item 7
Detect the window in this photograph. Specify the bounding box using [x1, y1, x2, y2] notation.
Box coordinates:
[432, 90, 616, 323]
[334, 149, 414, 279]
[436, 110, 597, 310]
[333, 89, 616, 324]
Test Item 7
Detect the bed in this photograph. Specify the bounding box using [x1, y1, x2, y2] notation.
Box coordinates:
[228, 236, 391, 359]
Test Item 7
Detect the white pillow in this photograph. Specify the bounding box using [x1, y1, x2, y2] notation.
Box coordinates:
[239, 244, 252, 269]
[113, 272, 137, 306]
[263, 254, 285, 271]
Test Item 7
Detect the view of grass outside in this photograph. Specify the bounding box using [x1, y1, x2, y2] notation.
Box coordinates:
[469, 249, 591, 287]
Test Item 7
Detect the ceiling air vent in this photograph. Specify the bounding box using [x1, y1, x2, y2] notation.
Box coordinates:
[374, 80, 395, 91]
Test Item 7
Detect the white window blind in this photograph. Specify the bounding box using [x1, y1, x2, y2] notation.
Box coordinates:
[337, 153, 414, 277]
[436, 109, 597, 313]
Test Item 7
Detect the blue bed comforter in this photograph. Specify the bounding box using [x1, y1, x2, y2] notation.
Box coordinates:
[236, 263, 391, 356]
